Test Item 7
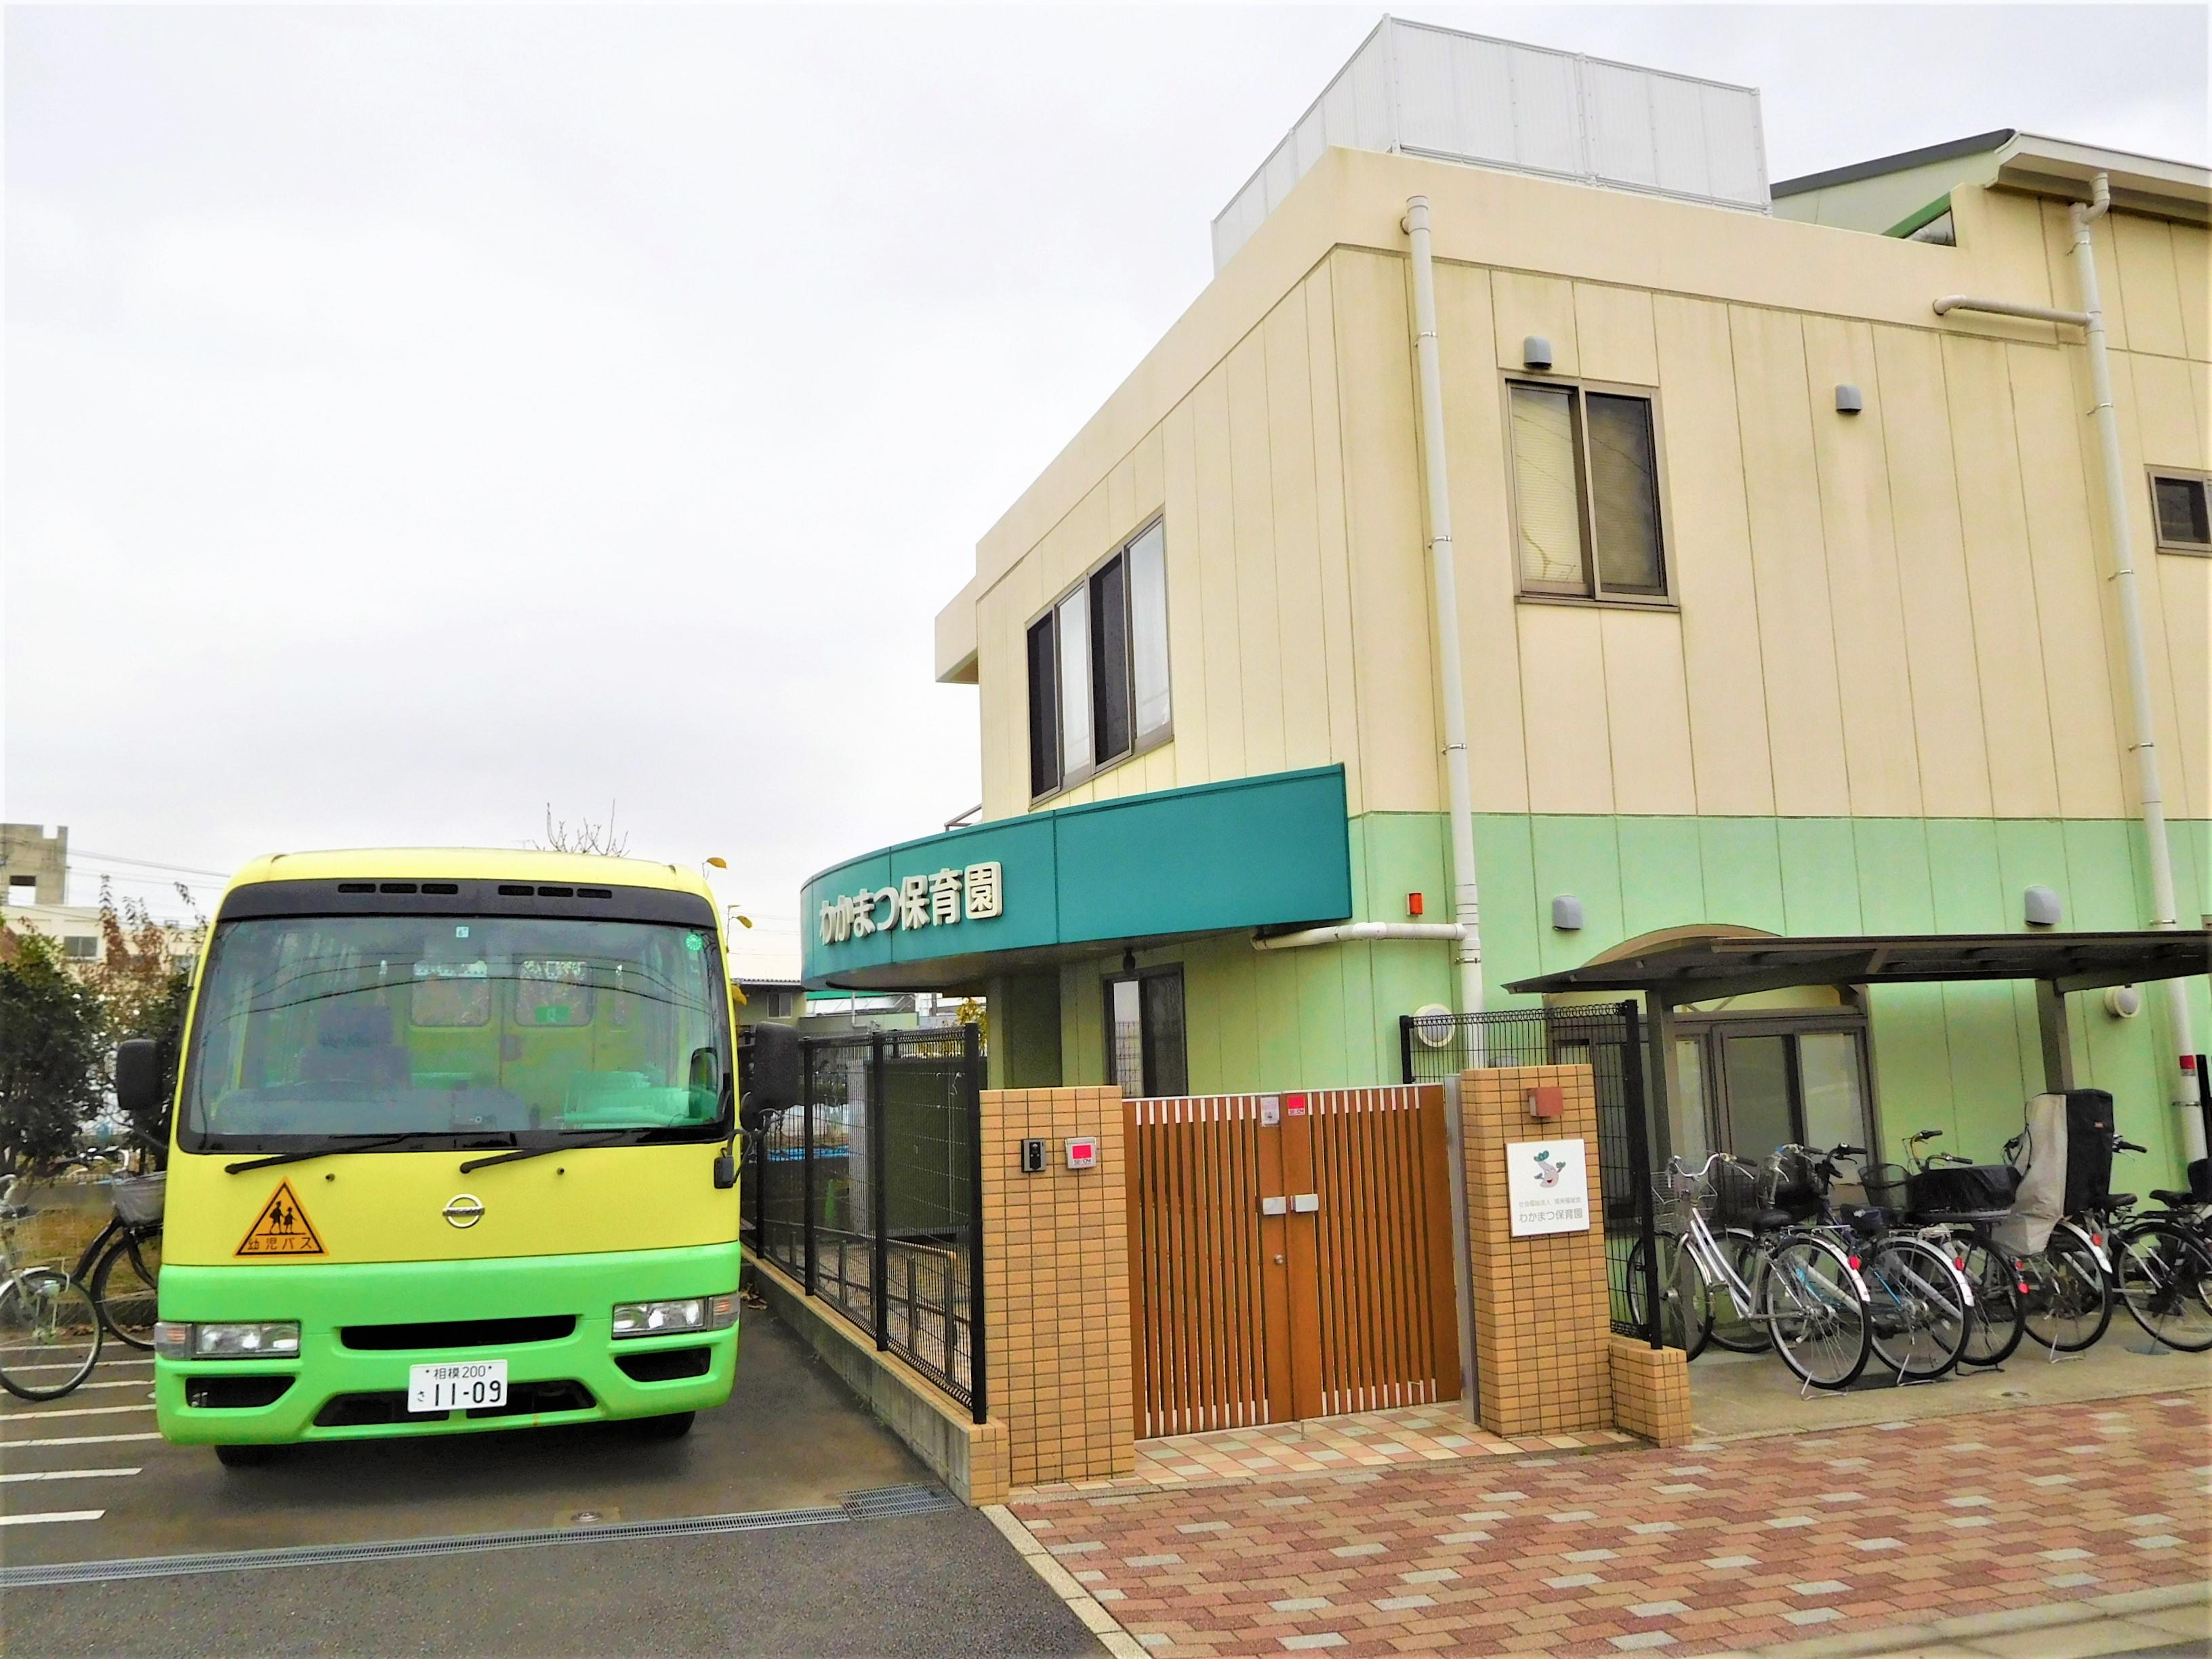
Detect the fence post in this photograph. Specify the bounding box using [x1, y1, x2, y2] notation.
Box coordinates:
[1399, 1014, 1416, 1086]
[801, 1043, 817, 1296]
[870, 1031, 890, 1354]
[1620, 999, 1661, 1351]
[964, 1019, 988, 1425]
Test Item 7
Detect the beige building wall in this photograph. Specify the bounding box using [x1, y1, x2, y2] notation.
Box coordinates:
[949, 147, 2211, 835]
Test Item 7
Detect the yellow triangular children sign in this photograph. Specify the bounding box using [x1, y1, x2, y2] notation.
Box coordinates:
[237, 1179, 326, 1258]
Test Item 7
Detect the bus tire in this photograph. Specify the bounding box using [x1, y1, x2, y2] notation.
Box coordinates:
[214, 1443, 283, 1468]
[633, 1411, 695, 1441]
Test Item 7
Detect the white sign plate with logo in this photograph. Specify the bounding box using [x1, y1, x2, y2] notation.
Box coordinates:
[1504, 1139, 1591, 1237]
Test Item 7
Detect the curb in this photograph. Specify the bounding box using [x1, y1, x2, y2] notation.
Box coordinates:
[984, 1502, 1149, 1659]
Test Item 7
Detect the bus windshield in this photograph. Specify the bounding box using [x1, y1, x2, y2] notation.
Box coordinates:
[179, 913, 732, 1151]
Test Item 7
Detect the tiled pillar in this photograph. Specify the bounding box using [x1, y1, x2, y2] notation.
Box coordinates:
[1458, 1064, 1613, 1437]
[1608, 1334, 1693, 1446]
[979, 1086, 1135, 1491]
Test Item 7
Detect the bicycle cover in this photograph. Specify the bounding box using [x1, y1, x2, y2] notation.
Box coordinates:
[1994, 1092, 2068, 1256]
[2062, 1088, 2114, 1216]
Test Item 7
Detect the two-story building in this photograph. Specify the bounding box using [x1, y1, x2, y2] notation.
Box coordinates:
[802, 20, 2211, 1180]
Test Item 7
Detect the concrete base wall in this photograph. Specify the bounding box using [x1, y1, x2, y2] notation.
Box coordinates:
[747, 1256, 1009, 1503]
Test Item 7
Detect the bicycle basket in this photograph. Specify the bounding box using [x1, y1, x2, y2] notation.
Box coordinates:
[1860, 1163, 1913, 1214]
[112, 1172, 166, 1227]
[1710, 1158, 1771, 1229]
[1905, 1162, 2019, 1216]
[1766, 1147, 1824, 1223]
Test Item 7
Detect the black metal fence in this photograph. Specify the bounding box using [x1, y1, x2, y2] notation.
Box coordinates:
[1401, 1002, 1661, 1347]
[747, 1025, 986, 1418]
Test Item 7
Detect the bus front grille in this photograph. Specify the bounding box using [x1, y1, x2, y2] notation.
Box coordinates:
[338, 1316, 577, 1351]
[314, 1379, 595, 1428]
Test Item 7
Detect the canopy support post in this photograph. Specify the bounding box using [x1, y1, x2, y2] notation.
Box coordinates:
[2036, 979, 2077, 1096]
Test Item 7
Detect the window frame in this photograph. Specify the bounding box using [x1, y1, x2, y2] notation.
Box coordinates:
[1502, 373, 1677, 609]
[2149, 468, 2212, 556]
[1102, 963, 1187, 1099]
[1025, 514, 1174, 804]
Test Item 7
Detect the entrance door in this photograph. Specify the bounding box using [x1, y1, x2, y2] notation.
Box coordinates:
[1124, 1087, 1460, 1437]
[1681, 1019, 1875, 1161]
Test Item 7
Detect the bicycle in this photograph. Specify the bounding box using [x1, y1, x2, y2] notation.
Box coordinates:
[1626, 1153, 1872, 1390]
[2096, 1136, 2212, 1354]
[71, 1166, 164, 1351]
[1864, 1130, 2028, 1369]
[0, 1175, 104, 1401]
[1771, 1143, 1974, 1382]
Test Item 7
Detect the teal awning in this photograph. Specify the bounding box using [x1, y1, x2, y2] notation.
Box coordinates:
[800, 766, 1352, 991]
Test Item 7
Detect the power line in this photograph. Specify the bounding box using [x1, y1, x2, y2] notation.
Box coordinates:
[68, 849, 232, 879]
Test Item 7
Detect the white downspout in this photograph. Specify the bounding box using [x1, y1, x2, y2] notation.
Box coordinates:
[1403, 195, 1486, 1036]
[2071, 177, 2204, 1162]
[1938, 173, 2205, 1160]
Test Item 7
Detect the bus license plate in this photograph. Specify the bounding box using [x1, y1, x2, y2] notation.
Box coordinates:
[407, 1359, 507, 1413]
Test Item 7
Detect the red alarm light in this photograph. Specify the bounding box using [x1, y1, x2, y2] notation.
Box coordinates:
[1407, 893, 1425, 917]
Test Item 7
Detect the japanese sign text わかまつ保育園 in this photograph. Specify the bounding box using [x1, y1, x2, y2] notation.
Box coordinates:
[818, 861, 1002, 947]
[1504, 1139, 1591, 1237]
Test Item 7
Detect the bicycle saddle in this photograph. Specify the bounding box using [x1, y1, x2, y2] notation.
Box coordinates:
[2149, 1189, 2197, 1207]
[1752, 1207, 1795, 1232]
[2106, 1193, 2136, 1210]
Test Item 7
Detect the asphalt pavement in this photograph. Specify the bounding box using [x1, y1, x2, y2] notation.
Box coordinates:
[1, 1305, 1099, 1657]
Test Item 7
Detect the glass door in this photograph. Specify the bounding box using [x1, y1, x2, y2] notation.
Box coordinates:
[1676, 1017, 1875, 1163]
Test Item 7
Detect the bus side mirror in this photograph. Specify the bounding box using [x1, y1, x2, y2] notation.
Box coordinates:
[738, 1023, 801, 1137]
[115, 1039, 162, 1118]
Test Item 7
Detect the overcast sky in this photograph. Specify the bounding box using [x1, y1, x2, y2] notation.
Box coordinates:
[7, 4, 2207, 974]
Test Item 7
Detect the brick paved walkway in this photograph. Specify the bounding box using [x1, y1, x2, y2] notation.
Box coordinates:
[1008, 1389, 2211, 1657]
[1022, 1404, 1636, 1496]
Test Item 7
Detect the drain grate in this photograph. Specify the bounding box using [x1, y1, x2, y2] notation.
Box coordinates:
[840, 1483, 958, 1521]
[1, 1483, 957, 1589]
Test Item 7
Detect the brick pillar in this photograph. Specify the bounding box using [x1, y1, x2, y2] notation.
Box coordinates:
[979, 1086, 1135, 1491]
[1460, 1064, 1612, 1437]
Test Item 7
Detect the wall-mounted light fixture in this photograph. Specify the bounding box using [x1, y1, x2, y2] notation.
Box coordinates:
[1523, 335, 1553, 370]
[2103, 985, 2142, 1019]
[1835, 384, 1864, 414]
[1551, 895, 1584, 931]
[2024, 884, 2062, 927]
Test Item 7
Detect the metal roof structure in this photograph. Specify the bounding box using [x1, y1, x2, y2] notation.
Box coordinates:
[1505, 929, 2210, 1006]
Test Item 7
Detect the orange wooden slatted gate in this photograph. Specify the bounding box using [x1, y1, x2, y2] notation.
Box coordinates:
[1124, 1086, 1460, 1437]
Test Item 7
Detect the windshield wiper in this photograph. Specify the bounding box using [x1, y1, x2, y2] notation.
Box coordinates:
[457, 1129, 644, 1174]
[225, 1133, 430, 1174]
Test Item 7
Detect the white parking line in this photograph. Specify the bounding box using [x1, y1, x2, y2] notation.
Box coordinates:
[0, 1510, 106, 1526]
[0, 1404, 152, 1423]
[1, 1432, 163, 1450]
[0, 1379, 150, 1393]
[7, 1359, 152, 1374]
[0, 1467, 140, 1483]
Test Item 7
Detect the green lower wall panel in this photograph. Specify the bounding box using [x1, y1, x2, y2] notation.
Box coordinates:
[1037, 811, 2207, 1186]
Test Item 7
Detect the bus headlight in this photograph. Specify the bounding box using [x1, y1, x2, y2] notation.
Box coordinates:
[611, 1294, 738, 1338]
[157, 1321, 301, 1360]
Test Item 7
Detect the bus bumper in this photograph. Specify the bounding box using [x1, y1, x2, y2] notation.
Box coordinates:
[154, 1244, 742, 1445]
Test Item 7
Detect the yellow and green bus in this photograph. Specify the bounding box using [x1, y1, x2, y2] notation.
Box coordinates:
[117, 850, 796, 1465]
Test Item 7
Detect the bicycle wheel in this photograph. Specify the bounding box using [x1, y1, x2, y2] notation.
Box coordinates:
[2113, 1219, 2212, 1353]
[1956, 1238, 2026, 1368]
[2021, 1226, 2113, 1353]
[1626, 1231, 1713, 1357]
[0, 1269, 103, 1401]
[1707, 1228, 1771, 1353]
[89, 1227, 161, 1351]
[1864, 1235, 1970, 1380]
[1759, 1235, 1871, 1390]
